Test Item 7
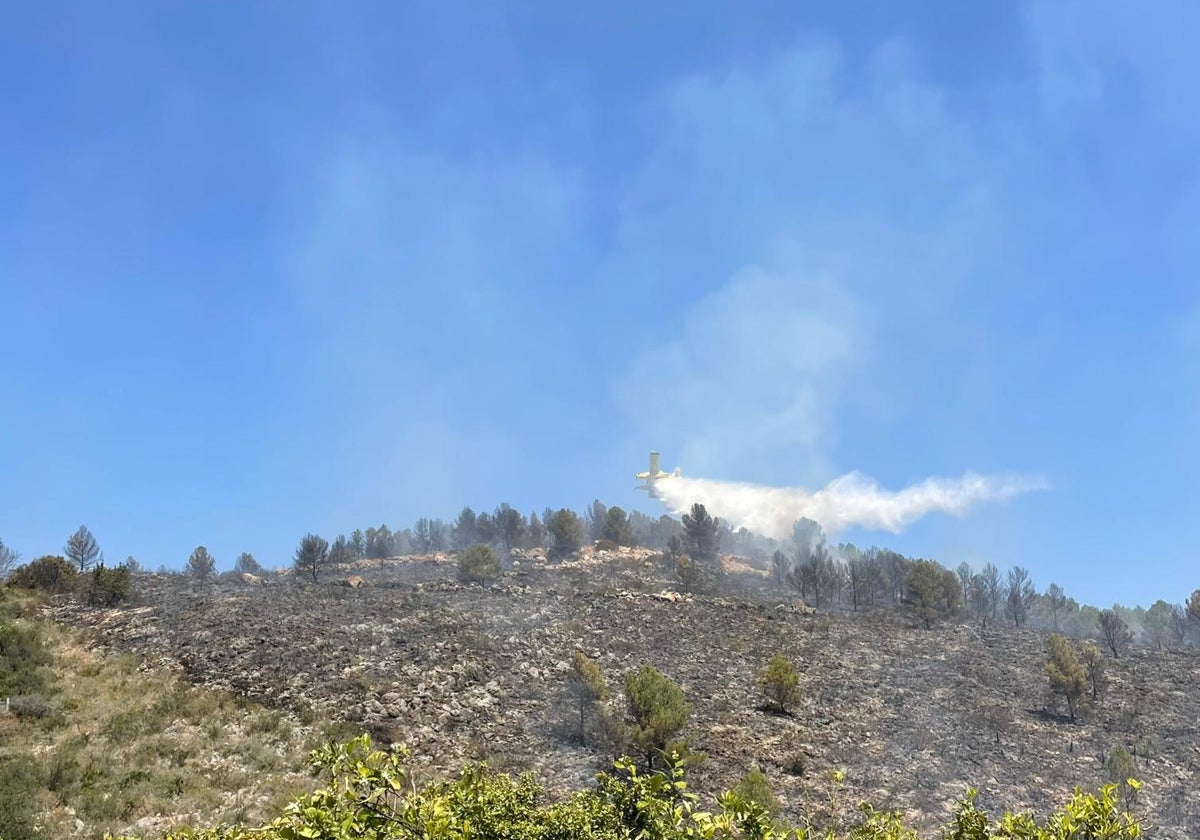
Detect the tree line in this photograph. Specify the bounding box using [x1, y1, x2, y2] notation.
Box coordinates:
[6, 507, 1200, 651]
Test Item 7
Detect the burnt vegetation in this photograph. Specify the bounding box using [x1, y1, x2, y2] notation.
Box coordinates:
[2, 506, 1199, 837]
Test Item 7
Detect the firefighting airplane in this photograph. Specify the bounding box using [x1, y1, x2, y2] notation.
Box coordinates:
[635, 451, 681, 498]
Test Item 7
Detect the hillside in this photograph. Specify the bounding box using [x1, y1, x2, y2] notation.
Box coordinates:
[42, 547, 1200, 838]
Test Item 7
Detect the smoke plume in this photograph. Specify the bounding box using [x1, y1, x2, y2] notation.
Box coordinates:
[653, 472, 1045, 540]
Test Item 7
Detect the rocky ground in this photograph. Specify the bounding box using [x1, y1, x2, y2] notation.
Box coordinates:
[46, 548, 1200, 837]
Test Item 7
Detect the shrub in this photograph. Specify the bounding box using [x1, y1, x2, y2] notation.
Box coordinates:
[781, 752, 806, 776]
[624, 665, 692, 769]
[9, 692, 55, 719]
[82, 563, 132, 607]
[1106, 746, 1140, 810]
[8, 554, 77, 593]
[458, 543, 501, 584]
[594, 538, 619, 552]
[0, 756, 42, 840]
[103, 735, 1145, 840]
[0, 620, 50, 697]
[566, 651, 608, 743]
[758, 655, 801, 714]
[732, 769, 779, 817]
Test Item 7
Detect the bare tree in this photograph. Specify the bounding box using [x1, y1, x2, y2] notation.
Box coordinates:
[969, 574, 990, 624]
[955, 562, 973, 614]
[0, 539, 20, 580]
[584, 500, 608, 543]
[980, 563, 1002, 619]
[1098, 609, 1134, 658]
[1005, 566, 1035, 627]
[1169, 604, 1191, 646]
[65, 525, 103, 572]
[1186, 589, 1200, 631]
[771, 550, 790, 586]
[1047, 583, 1068, 630]
[846, 548, 876, 611]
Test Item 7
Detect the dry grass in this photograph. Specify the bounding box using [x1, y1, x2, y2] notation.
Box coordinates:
[0, 616, 352, 839]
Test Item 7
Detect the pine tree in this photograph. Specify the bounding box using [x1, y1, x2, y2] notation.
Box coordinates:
[234, 552, 263, 575]
[293, 534, 330, 583]
[186, 546, 216, 578]
[681, 503, 719, 563]
[624, 665, 692, 769]
[547, 509, 584, 560]
[1046, 633, 1088, 722]
[601, 507, 635, 546]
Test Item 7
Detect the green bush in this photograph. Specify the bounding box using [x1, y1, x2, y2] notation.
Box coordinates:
[103, 735, 1145, 840]
[0, 756, 43, 840]
[458, 544, 501, 584]
[731, 770, 778, 817]
[623, 665, 692, 769]
[0, 619, 50, 697]
[8, 555, 77, 593]
[82, 563, 132, 607]
[758, 655, 801, 714]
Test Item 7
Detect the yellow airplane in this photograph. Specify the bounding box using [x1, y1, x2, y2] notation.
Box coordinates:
[635, 451, 681, 498]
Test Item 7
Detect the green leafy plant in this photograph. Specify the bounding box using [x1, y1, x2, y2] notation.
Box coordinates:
[100, 734, 1145, 840]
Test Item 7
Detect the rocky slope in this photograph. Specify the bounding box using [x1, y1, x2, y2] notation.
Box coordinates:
[46, 549, 1200, 837]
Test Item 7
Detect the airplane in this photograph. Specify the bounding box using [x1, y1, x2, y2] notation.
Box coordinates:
[635, 451, 681, 498]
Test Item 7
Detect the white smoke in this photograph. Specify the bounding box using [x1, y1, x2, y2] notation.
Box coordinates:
[653, 472, 1045, 540]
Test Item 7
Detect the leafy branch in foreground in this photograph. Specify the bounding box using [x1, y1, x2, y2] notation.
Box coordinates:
[108, 734, 1145, 840]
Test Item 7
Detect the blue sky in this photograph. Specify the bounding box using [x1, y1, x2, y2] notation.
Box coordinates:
[1, 2, 1196, 607]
